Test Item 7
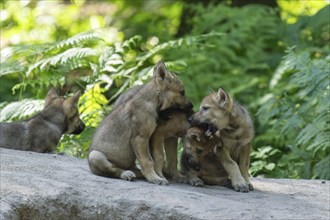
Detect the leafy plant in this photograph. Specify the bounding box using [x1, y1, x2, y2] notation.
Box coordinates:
[166, 3, 284, 108]
[0, 29, 222, 157]
[256, 48, 330, 179]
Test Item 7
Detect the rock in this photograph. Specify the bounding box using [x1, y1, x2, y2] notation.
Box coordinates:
[1, 148, 329, 220]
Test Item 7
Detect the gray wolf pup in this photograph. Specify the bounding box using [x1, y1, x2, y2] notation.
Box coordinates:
[181, 125, 222, 187]
[114, 85, 193, 182]
[150, 108, 193, 182]
[181, 125, 237, 188]
[189, 87, 254, 192]
[0, 88, 85, 153]
[88, 61, 192, 185]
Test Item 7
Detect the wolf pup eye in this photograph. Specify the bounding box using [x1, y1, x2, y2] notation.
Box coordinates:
[196, 148, 203, 155]
[180, 90, 185, 96]
[201, 106, 210, 112]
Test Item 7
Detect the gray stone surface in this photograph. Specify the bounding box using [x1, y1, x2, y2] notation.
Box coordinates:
[0, 148, 329, 220]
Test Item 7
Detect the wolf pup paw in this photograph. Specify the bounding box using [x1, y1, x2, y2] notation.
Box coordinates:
[120, 170, 136, 181]
[247, 182, 254, 191]
[233, 183, 250, 193]
[150, 177, 169, 185]
[172, 173, 188, 183]
[189, 177, 204, 187]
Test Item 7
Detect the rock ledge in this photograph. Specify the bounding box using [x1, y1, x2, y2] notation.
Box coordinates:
[1, 148, 329, 220]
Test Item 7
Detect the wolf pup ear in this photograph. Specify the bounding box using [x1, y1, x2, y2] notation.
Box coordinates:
[63, 91, 81, 115]
[45, 88, 58, 107]
[153, 61, 172, 88]
[216, 87, 233, 111]
[65, 91, 81, 105]
[187, 129, 202, 142]
[188, 133, 200, 142]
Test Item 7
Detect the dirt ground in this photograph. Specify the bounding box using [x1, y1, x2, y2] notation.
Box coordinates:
[1, 148, 329, 220]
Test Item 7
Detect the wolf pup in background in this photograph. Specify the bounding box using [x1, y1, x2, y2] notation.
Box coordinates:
[0, 88, 85, 153]
[190, 87, 254, 192]
[88, 61, 192, 185]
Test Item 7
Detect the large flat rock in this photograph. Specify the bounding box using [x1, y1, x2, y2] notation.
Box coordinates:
[0, 148, 329, 220]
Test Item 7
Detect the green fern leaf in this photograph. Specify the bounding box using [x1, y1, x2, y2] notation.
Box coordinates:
[0, 61, 25, 76]
[313, 155, 330, 179]
[27, 48, 97, 76]
[50, 31, 103, 50]
[0, 99, 44, 122]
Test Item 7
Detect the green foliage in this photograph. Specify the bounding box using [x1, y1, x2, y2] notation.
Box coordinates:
[255, 49, 330, 179]
[79, 84, 108, 127]
[277, 0, 328, 24]
[110, 0, 183, 41]
[0, 27, 221, 157]
[166, 3, 284, 108]
[0, 99, 44, 122]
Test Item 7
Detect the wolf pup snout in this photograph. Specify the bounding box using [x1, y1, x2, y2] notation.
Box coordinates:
[71, 122, 85, 134]
[185, 101, 193, 110]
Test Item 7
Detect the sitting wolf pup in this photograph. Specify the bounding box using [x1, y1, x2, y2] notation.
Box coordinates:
[113, 85, 193, 182]
[88, 61, 192, 185]
[0, 88, 85, 153]
[189, 87, 254, 192]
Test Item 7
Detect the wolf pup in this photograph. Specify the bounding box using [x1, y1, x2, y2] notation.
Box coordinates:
[114, 85, 193, 182]
[189, 87, 254, 192]
[181, 126, 234, 188]
[180, 125, 220, 186]
[150, 108, 193, 182]
[88, 61, 192, 185]
[0, 88, 85, 153]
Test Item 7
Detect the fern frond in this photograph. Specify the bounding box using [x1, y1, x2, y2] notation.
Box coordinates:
[27, 48, 97, 76]
[313, 155, 330, 179]
[121, 35, 142, 51]
[49, 31, 103, 50]
[0, 61, 25, 76]
[12, 73, 66, 93]
[137, 32, 224, 66]
[0, 99, 44, 122]
[5, 44, 53, 58]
